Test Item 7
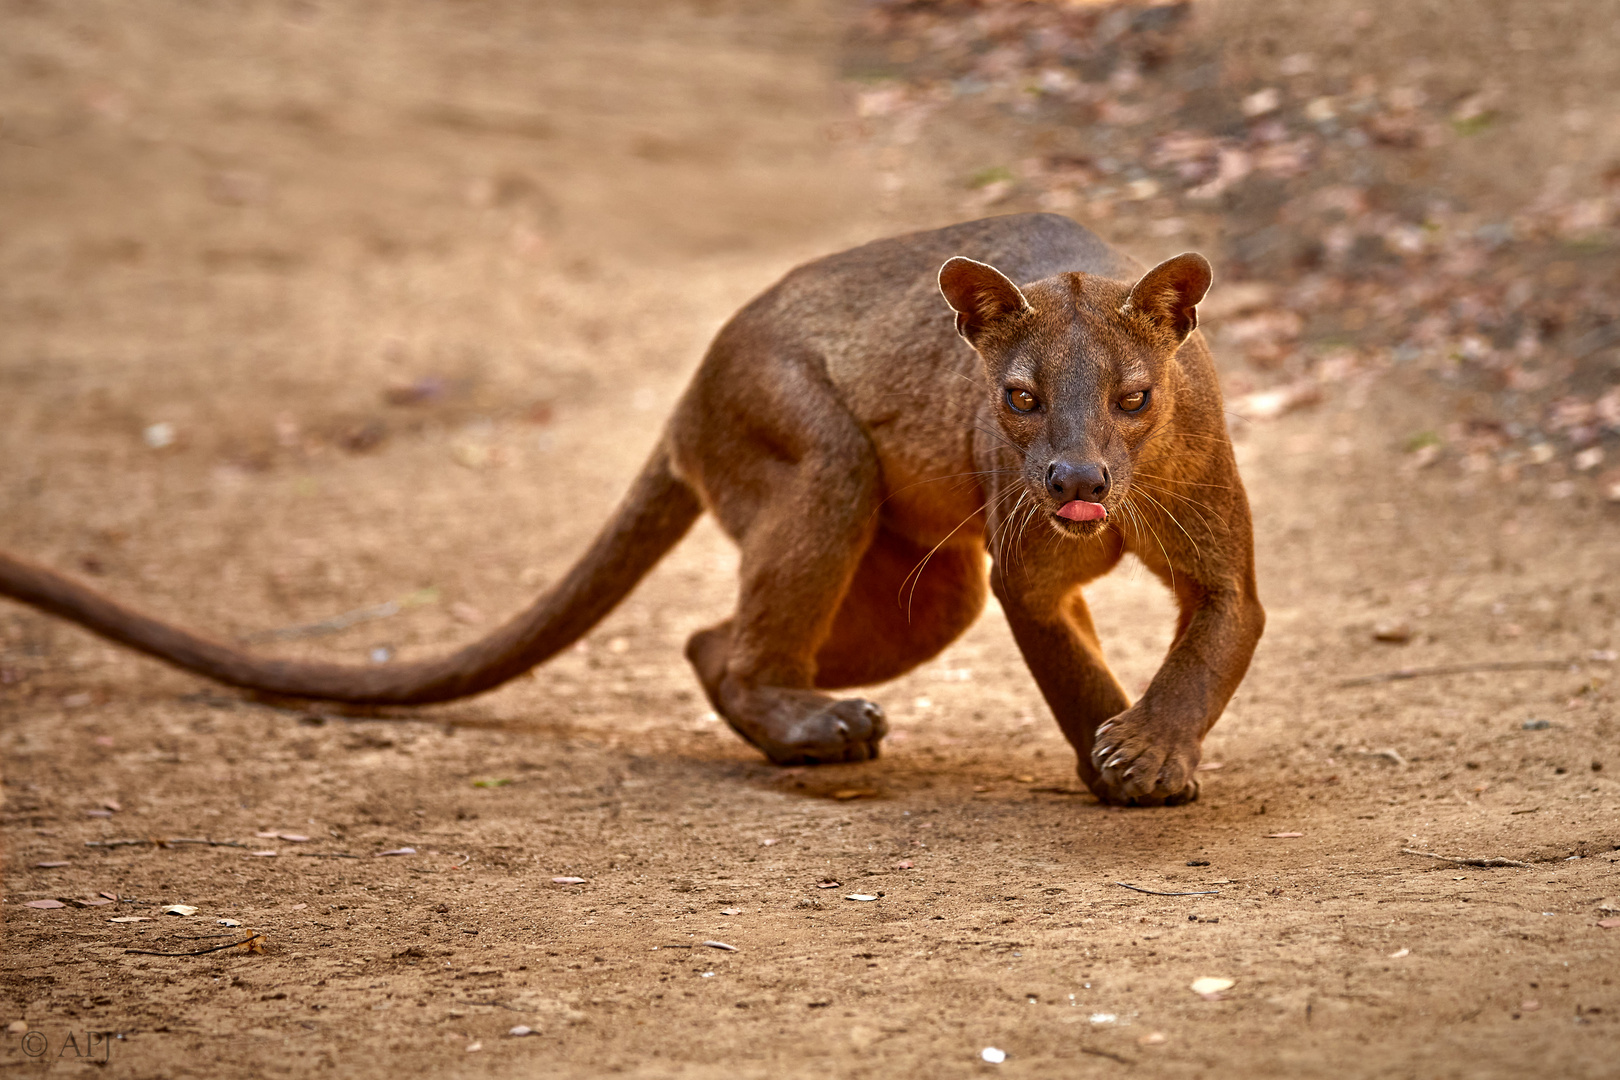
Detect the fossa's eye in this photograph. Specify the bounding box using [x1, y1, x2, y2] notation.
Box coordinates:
[1118, 389, 1150, 413]
[1005, 387, 1039, 413]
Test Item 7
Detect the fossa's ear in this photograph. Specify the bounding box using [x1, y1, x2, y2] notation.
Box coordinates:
[938, 257, 1031, 343]
[1122, 252, 1212, 342]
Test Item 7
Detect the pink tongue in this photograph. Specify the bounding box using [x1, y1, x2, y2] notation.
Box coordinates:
[1057, 500, 1107, 522]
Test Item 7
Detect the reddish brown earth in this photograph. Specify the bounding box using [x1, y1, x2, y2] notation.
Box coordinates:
[3, 2, 1618, 1077]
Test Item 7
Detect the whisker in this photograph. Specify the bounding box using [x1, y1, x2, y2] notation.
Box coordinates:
[899, 483, 1019, 618]
[1132, 470, 1237, 493]
[1133, 480, 1219, 537]
[1124, 492, 1177, 593]
[1132, 486, 1203, 564]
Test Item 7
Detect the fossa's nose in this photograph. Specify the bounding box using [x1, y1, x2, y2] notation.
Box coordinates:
[1047, 460, 1110, 504]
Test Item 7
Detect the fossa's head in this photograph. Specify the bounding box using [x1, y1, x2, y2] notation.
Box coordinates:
[939, 251, 1211, 537]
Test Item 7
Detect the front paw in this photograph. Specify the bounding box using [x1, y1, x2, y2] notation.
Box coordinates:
[1086, 709, 1200, 806]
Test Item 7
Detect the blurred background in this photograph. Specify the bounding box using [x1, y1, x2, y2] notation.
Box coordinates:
[4, 0, 1619, 518]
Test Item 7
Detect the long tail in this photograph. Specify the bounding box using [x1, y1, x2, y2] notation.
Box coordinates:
[0, 444, 704, 705]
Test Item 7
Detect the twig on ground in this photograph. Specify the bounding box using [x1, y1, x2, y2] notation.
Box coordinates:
[125, 934, 263, 957]
[1339, 659, 1574, 688]
[294, 852, 362, 859]
[1081, 1046, 1135, 1065]
[85, 838, 252, 850]
[1401, 849, 1530, 868]
[1114, 882, 1220, 896]
[239, 601, 400, 644]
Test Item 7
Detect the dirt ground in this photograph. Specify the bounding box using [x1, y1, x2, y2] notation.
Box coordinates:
[3, 1, 1619, 1077]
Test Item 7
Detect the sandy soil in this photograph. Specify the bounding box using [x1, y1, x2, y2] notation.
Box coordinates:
[3, 2, 1618, 1077]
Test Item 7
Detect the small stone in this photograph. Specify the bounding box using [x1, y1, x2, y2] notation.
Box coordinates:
[1373, 620, 1412, 643]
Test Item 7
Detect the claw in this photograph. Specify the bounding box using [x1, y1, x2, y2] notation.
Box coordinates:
[1104, 752, 1128, 770]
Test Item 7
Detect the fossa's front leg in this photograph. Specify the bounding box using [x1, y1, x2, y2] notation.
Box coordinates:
[1085, 559, 1263, 801]
[994, 534, 1262, 805]
[991, 564, 1139, 802]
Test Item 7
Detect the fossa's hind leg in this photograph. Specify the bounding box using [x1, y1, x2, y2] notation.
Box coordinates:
[686, 529, 985, 750]
[679, 383, 889, 764]
[812, 529, 985, 689]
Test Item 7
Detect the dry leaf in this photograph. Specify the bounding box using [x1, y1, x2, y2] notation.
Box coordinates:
[109, 916, 149, 923]
[831, 789, 876, 800]
[376, 847, 416, 857]
[218, 918, 242, 927]
[720, 907, 742, 916]
[1190, 977, 1235, 995]
[249, 851, 278, 857]
[844, 894, 879, 902]
[1597, 917, 1620, 929]
[35, 862, 69, 868]
[1235, 382, 1320, 420]
[509, 1026, 535, 1037]
[1265, 832, 1304, 838]
[24, 900, 64, 909]
[703, 941, 738, 952]
[1389, 947, 1410, 958]
[1139, 1032, 1167, 1046]
[162, 904, 198, 916]
[895, 860, 914, 870]
[815, 880, 841, 889]
[551, 876, 587, 885]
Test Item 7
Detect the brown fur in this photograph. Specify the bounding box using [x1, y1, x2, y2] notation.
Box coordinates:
[0, 214, 1262, 805]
